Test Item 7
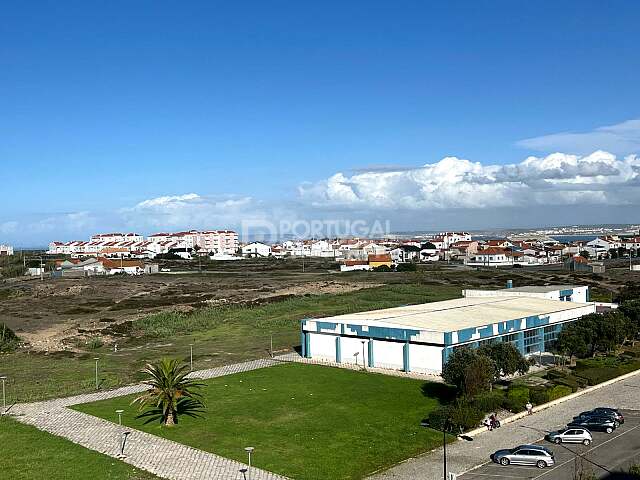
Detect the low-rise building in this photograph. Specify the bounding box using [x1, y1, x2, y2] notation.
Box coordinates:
[0, 244, 14, 256]
[300, 290, 595, 374]
[242, 242, 272, 258]
[368, 253, 392, 269]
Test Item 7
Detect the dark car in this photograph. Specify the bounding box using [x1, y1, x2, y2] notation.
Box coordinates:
[568, 416, 617, 434]
[592, 408, 624, 424]
[575, 409, 623, 426]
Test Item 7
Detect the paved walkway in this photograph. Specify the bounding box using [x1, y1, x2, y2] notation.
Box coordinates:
[10, 358, 287, 480]
[368, 369, 640, 479]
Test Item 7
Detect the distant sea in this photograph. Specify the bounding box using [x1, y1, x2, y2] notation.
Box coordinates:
[551, 235, 597, 243]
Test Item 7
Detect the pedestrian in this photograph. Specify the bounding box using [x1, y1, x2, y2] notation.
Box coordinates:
[483, 418, 491, 431]
[526, 401, 533, 415]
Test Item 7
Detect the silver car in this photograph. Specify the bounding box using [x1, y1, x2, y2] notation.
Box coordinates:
[547, 428, 592, 445]
[493, 444, 555, 468]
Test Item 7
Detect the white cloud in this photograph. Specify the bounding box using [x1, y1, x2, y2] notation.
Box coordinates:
[121, 193, 266, 231]
[298, 151, 640, 210]
[517, 119, 640, 155]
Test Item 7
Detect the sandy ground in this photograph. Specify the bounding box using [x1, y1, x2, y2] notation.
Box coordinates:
[0, 272, 377, 352]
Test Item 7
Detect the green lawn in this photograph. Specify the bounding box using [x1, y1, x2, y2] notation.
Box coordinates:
[0, 416, 157, 480]
[74, 363, 447, 480]
[1, 283, 460, 403]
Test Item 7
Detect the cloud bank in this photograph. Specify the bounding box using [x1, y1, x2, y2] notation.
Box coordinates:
[298, 151, 640, 210]
[517, 119, 640, 156]
[3, 149, 640, 245]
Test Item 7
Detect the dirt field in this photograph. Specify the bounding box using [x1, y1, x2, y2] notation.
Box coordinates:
[0, 256, 635, 353]
[0, 258, 379, 351]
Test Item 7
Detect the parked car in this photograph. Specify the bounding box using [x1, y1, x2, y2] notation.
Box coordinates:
[574, 410, 622, 427]
[546, 428, 592, 445]
[492, 444, 555, 468]
[592, 407, 624, 424]
[568, 416, 617, 434]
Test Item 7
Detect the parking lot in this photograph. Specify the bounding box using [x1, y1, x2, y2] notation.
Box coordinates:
[459, 410, 640, 480]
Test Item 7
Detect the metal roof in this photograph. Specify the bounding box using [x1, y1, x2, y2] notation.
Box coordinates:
[496, 285, 584, 293]
[316, 296, 592, 333]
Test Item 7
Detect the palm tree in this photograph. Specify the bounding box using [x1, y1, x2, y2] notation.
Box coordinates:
[132, 358, 205, 426]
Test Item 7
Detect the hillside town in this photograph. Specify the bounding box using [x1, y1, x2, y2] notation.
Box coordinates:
[0, 228, 625, 276]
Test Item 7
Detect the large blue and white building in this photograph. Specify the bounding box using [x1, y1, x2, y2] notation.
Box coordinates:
[300, 285, 595, 374]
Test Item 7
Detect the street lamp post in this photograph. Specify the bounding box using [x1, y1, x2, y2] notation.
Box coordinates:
[189, 344, 194, 371]
[0, 376, 6, 412]
[118, 431, 131, 458]
[244, 447, 255, 480]
[116, 409, 124, 425]
[94, 357, 100, 390]
[361, 341, 366, 370]
[440, 420, 473, 480]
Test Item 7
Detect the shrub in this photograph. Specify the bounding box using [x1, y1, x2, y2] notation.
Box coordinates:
[0, 323, 20, 352]
[472, 391, 505, 413]
[575, 367, 626, 386]
[427, 406, 450, 431]
[86, 336, 104, 350]
[529, 387, 550, 405]
[547, 385, 572, 401]
[396, 263, 417, 272]
[426, 401, 484, 432]
[448, 400, 484, 431]
[546, 369, 568, 380]
[504, 385, 529, 412]
[550, 376, 580, 393]
[373, 265, 392, 272]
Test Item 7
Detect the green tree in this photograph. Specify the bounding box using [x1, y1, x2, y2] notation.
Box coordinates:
[478, 342, 529, 380]
[557, 324, 588, 365]
[619, 300, 640, 344]
[132, 358, 206, 426]
[442, 347, 496, 397]
[463, 354, 496, 397]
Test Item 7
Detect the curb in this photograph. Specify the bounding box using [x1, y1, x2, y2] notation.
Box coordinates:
[465, 366, 640, 438]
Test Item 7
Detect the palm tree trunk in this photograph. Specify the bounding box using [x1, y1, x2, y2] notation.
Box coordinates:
[164, 408, 176, 426]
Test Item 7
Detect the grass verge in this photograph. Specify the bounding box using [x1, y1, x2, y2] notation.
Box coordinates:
[0, 415, 157, 480]
[74, 362, 447, 480]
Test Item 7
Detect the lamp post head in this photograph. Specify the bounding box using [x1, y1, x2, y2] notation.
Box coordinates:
[244, 446, 255, 453]
[116, 409, 124, 414]
[94, 357, 100, 361]
[0, 376, 6, 380]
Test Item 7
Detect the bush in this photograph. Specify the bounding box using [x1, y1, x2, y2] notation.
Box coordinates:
[472, 391, 505, 413]
[550, 376, 580, 393]
[448, 400, 484, 431]
[373, 265, 392, 272]
[574, 367, 626, 386]
[427, 401, 484, 432]
[0, 323, 20, 352]
[427, 406, 450, 431]
[547, 385, 572, 401]
[86, 336, 104, 350]
[504, 385, 529, 412]
[529, 387, 550, 405]
[546, 369, 568, 380]
[396, 263, 417, 272]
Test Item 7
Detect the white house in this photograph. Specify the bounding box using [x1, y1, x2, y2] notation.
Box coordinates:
[0, 244, 14, 256]
[242, 242, 272, 257]
[465, 248, 515, 267]
[587, 236, 621, 257]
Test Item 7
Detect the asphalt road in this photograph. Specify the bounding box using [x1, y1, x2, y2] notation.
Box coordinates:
[459, 409, 640, 480]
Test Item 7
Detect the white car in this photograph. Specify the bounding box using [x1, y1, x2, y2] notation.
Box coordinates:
[547, 428, 592, 445]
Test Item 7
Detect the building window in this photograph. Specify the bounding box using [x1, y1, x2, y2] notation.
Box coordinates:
[524, 329, 541, 353]
[501, 333, 519, 345]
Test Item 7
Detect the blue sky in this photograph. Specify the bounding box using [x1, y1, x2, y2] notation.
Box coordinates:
[2, 1, 640, 245]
